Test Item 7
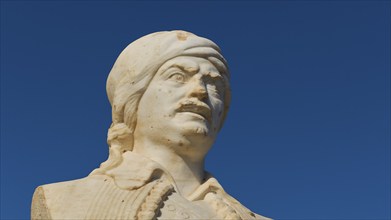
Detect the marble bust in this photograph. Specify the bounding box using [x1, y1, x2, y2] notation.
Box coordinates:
[31, 30, 270, 220]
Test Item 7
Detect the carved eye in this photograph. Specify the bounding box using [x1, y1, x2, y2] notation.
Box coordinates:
[169, 72, 185, 83]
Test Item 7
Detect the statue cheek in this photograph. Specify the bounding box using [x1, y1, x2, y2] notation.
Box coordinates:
[211, 101, 224, 130]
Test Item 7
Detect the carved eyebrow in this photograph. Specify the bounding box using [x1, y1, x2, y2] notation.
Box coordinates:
[207, 71, 224, 80]
[171, 63, 199, 74]
[160, 62, 224, 82]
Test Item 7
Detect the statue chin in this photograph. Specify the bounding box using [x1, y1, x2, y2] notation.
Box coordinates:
[182, 123, 210, 135]
[31, 30, 271, 220]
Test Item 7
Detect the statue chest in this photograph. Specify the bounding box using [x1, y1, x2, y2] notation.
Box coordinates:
[48, 177, 217, 220]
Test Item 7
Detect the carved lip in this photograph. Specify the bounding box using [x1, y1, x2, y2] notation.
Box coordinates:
[176, 100, 212, 122]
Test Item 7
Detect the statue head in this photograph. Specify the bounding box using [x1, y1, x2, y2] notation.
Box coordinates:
[93, 31, 230, 174]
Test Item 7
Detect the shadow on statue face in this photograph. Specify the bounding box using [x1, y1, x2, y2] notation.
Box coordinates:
[133, 56, 226, 156]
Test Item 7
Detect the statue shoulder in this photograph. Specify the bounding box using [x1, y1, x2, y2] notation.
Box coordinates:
[255, 213, 273, 220]
[31, 175, 108, 219]
[221, 192, 272, 220]
[31, 185, 51, 220]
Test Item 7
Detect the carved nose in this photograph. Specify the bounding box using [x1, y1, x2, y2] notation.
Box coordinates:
[189, 80, 207, 101]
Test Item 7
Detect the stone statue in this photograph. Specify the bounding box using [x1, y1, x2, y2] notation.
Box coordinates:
[31, 30, 270, 220]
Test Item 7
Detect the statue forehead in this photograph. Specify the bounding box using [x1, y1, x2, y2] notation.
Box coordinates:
[157, 56, 222, 74]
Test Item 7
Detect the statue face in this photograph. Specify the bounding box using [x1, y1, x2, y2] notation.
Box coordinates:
[134, 56, 226, 154]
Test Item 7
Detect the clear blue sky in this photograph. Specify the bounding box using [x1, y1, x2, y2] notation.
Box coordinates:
[1, 1, 390, 219]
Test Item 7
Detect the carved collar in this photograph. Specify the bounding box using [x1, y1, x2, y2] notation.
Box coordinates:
[103, 151, 227, 201]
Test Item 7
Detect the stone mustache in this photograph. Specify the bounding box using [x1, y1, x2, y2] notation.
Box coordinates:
[31, 30, 270, 220]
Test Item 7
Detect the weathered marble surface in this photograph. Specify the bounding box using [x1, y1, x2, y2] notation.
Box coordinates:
[31, 30, 271, 220]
